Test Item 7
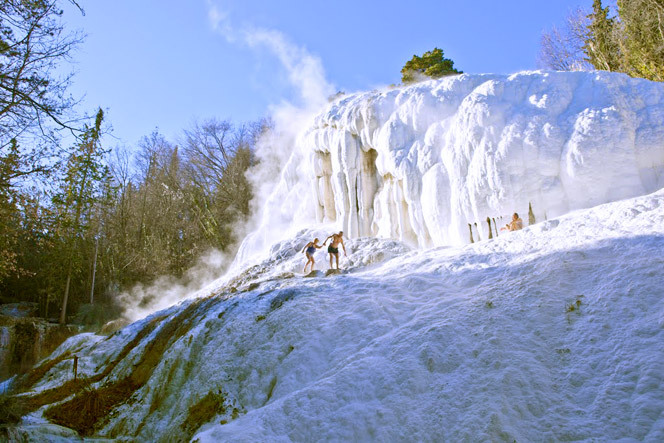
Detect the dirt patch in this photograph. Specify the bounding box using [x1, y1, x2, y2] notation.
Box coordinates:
[14, 378, 87, 417]
[95, 314, 168, 381]
[44, 378, 140, 435]
[269, 289, 296, 312]
[12, 351, 72, 393]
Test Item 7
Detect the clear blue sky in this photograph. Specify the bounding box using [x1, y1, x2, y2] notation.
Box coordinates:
[61, 0, 588, 147]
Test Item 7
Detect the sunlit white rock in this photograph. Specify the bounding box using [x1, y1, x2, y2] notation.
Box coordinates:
[241, 71, 664, 263]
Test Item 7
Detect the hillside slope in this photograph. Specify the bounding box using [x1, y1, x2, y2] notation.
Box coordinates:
[8, 189, 664, 441]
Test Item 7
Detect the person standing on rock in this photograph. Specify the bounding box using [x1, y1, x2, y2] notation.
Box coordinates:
[302, 238, 324, 273]
[323, 231, 346, 270]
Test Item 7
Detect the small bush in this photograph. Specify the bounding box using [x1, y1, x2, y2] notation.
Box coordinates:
[401, 48, 462, 84]
[566, 296, 583, 313]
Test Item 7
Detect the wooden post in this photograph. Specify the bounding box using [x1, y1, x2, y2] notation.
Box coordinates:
[486, 217, 493, 239]
[468, 223, 474, 243]
[73, 355, 78, 380]
[528, 202, 536, 225]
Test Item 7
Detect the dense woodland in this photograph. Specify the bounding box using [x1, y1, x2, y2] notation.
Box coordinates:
[0, 1, 267, 326]
[1, 113, 265, 325]
[1, 0, 662, 327]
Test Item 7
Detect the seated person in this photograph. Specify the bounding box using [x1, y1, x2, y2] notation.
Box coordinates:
[501, 213, 523, 231]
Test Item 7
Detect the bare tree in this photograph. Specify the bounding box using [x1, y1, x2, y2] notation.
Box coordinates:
[178, 118, 267, 248]
[0, 1, 85, 146]
[181, 119, 236, 190]
[538, 8, 593, 71]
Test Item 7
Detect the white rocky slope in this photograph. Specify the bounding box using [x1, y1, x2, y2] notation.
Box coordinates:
[10, 188, 664, 441]
[7, 71, 664, 441]
[240, 71, 664, 263]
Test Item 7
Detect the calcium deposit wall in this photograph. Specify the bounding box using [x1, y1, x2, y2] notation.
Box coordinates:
[298, 71, 664, 247]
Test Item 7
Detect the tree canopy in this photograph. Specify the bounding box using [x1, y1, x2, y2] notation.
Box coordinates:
[615, 0, 664, 81]
[0, 1, 267, 329]
[583, 0, 622, 72]
[539, 0, 664, 82]
[0, 0, 84, 149]
[401, 48, 462, 84]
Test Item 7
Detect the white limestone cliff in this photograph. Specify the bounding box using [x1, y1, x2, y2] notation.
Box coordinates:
[243, 71, 664, 260]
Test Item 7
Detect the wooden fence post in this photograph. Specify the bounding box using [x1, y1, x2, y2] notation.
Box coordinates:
[528, 202, 536, 225]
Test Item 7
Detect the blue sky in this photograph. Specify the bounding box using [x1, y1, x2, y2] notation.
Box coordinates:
[61, 0, 588, 147]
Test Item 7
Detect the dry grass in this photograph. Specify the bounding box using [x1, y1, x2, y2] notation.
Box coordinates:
[42, 297, 216, 436]
[0, 394, 22, 425]
[13, 378, 88, 416]
[44, 378, 140, 435]
[180, 390, 227, 437]
[10, 313, 169, 420]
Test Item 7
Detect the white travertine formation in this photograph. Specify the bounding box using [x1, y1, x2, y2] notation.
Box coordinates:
[19, 189, 664, 442]
[295, 71, 664, 248]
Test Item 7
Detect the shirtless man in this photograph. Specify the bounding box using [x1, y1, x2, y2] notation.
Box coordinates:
[323, 231, 347, 270]
[501, 213, 523, 232]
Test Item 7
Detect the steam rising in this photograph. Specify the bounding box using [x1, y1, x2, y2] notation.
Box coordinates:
[118, 3, 335, 321]
[118, 250, 229, 322]
[208, 1, 336, 266]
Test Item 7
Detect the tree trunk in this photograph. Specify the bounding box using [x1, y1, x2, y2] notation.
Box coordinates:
[60, 261, 73, 325]
[90, 236, 98, 304]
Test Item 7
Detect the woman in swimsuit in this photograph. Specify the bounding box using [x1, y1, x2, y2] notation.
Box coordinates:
[302, 238, 323, 273]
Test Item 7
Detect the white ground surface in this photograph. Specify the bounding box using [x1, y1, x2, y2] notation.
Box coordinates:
[19, 188, 664, 442]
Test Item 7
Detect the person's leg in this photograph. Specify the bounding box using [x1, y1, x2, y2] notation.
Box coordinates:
[329, 253, 333, 269]
[335, 253, 339, 269]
